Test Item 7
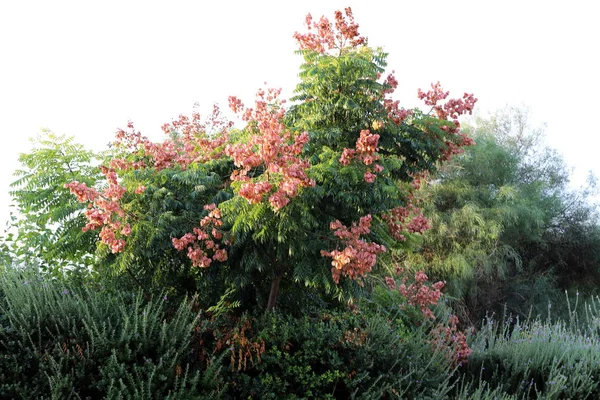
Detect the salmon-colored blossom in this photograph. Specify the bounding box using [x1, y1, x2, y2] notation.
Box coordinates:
[430, 316, 472, 366]
[65, 166, 130, 253]
[172, 203, 227, 268]
[363, 171, 376, 183]
[226, 87, 314, 212]
[384, 205, 431, 241]
[417, 82, 477, 160]
[293, 7, 366, 55]
[339, 130, 385, 183]
[387, 267, 472, 364]
[321, 215, 386, 284]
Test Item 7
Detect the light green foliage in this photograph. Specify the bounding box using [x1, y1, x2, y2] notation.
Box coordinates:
[289, 45, 387, 136]
[3, 130, 101, 272]
[463, 295, 600, 399]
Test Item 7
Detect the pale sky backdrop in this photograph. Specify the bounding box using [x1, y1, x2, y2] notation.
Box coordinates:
[1, 0, 598, 227]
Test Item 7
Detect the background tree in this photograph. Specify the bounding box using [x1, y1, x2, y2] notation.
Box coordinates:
[407, 106, 600, 319]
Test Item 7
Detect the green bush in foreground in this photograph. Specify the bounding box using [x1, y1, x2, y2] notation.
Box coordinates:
[0, 268, 222, 399]
[201, 310, 455, 399]
[8, 267, 600, 399]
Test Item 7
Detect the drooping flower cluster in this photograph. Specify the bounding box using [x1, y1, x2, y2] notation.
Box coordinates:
[340, 129, 384, 183]
[418, 82, 477, 122]
[383, 205, 431, 241]
[65, 165, 130, 253]
[65, 107, 234, 257]
[409, 171, 428, 191]
[226, 88, 315, 212]
[172, 203, 227, 268]
[321, 215, 386, 284]
[293, 7, 366, 55]
[385, 267, 471, 364]
[162, 104, 232, 164]
[387, 267, 445, 320]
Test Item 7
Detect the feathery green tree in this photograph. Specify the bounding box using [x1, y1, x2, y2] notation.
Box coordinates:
[3, 130, 101, 272]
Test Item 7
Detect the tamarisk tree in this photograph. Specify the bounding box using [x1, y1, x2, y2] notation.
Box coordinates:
[66, 8, 476, 310]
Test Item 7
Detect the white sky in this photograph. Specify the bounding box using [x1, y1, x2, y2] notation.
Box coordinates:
[1, 0, 599, 225]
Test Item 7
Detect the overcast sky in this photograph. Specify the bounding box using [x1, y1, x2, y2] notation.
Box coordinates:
[1, 0, 598, 225]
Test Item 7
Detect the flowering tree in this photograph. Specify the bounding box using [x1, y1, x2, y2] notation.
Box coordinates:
[66, 8, 476, 311]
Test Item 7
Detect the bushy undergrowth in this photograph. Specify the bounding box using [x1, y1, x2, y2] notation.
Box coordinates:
[0, 268, 222, 399]
[201, 310, 455, 399]
[0, 267, 462, 399]
[6, 266, 600, 399]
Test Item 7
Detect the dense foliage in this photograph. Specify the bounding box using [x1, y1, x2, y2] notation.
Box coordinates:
[0, 268, 223, 398]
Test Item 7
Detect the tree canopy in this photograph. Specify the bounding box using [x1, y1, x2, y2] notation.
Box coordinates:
[56, 8, 477, 310]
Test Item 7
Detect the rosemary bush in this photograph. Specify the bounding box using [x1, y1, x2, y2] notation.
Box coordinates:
[0, 267, 222, 399]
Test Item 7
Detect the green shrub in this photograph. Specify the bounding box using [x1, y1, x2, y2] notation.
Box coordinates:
[196, 305, 455, 399]
[0, 267, 222, 399]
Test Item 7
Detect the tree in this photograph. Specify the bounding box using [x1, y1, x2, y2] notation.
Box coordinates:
[64, 8, 477, 311]
[3, 130, 101, 273]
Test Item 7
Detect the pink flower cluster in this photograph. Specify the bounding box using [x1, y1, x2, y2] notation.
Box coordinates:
[440, 133, 475, 161]
[226, 88, 315, 212]
[172, 203, 227, 268]
[321, 215, 386, 284]
[65, 166, 130, 253]
[417, 82, 477, 160]
[238, 181, 273, 204]
[381, 72, 413, 126]
[340, 130, 384, 183]
[430, 315, 472, 366]
[387, 268, 445, 320]
[293, 7, 367, 54]
[66, 107, 235, 256]
[383, 205, 431, 241]
[112, 109, 231, 172]
[409, 172, 428, 191]
[164, 104, 231, 164]
[417, 82, 477, 122]
[387, 267, 472, 364]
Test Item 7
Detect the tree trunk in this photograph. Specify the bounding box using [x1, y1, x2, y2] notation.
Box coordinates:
[266, 269, 284, 312]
